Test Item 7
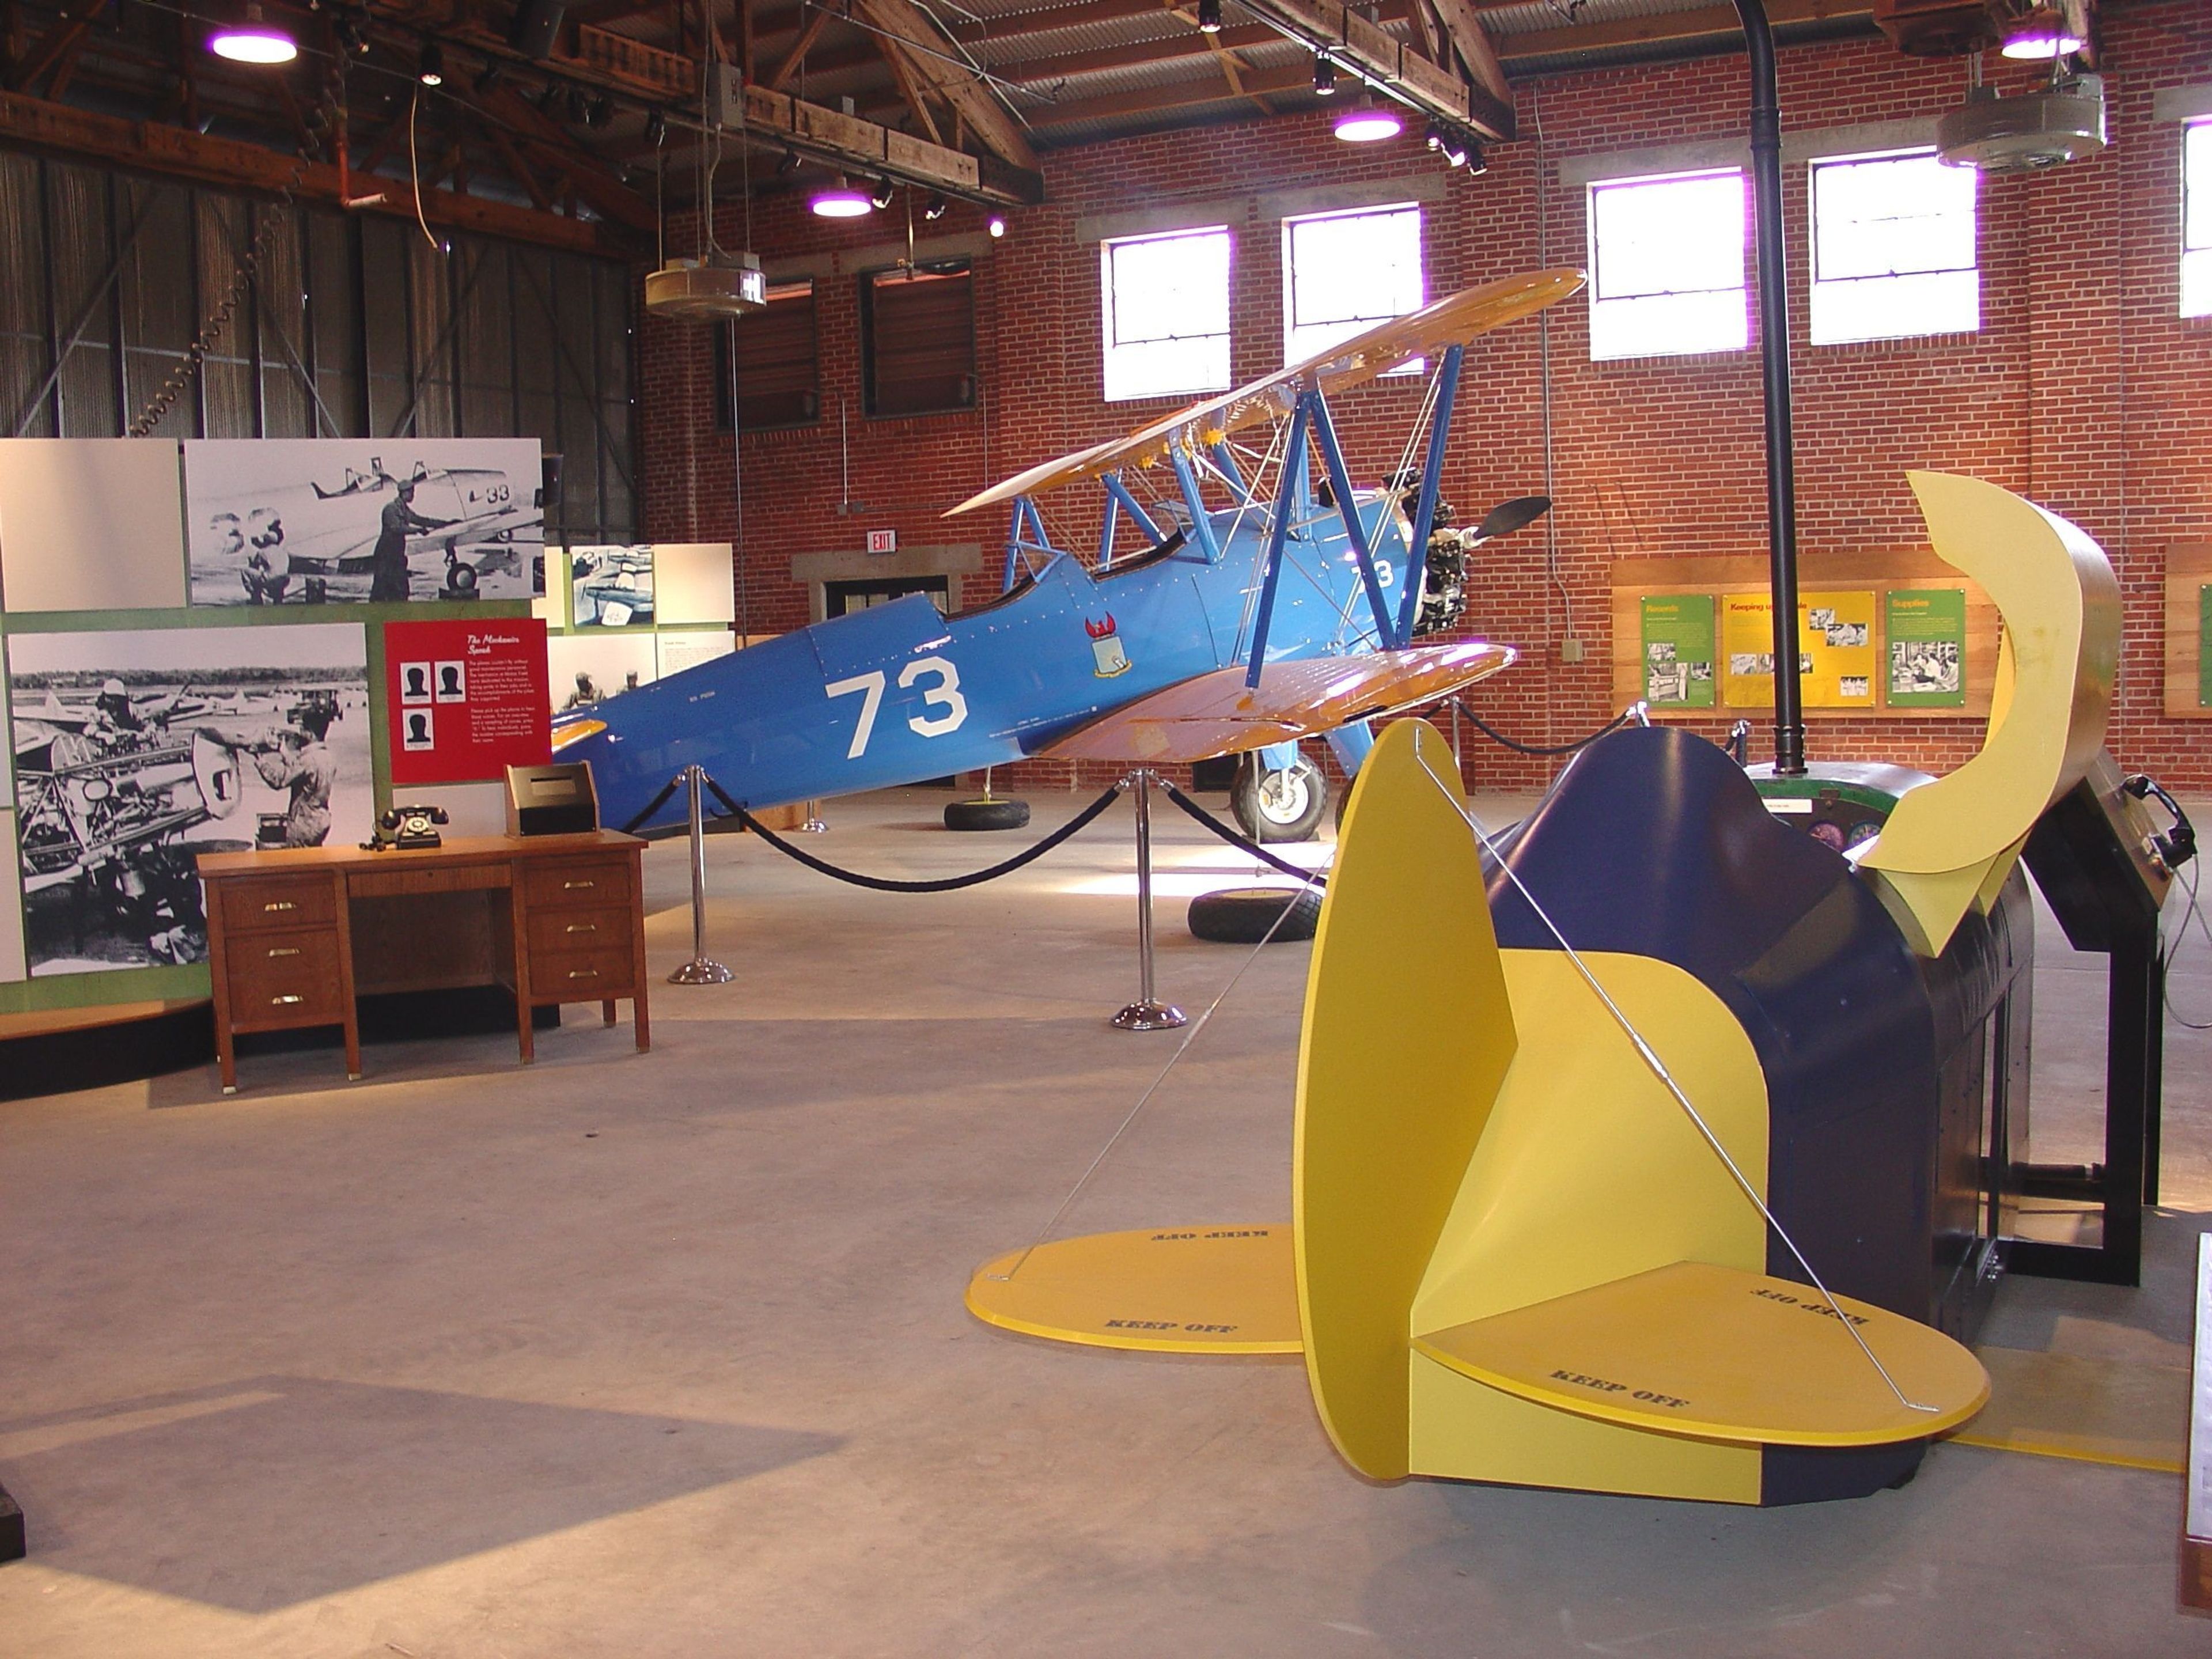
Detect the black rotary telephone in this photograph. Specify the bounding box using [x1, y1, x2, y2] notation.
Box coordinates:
[369, 803, 449, 851]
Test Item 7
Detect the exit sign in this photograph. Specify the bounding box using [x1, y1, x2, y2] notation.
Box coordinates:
[866, 528, 897, 554]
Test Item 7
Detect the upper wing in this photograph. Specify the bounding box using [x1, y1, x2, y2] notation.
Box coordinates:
[1036, 642, 1514, 763]
[945, 270, 1585, 520]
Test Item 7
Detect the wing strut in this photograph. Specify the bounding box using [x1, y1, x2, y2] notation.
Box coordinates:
[1100, 471, 1164, 551]
[1002, 497, 1054, 592]
[1168, 447, 1224, 565]
[1242, 395, 1313, 687]
[1307, 391, 1399, 649]
[1395, 344, 1464, 649]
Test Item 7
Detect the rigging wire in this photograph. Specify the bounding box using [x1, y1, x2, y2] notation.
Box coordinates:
[987, 830, 1336, 1284]
[1412, 747, 1939, 1416]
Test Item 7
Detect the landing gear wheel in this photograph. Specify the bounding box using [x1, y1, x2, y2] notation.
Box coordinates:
[944, 797, 1031, 831]
[1231, 753, 1326, 843]
[1188, 886, 1321, 944]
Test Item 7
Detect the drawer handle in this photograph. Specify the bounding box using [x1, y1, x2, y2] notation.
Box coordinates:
[266, 946, 301, 959]
[565, 922, 597, 934]
[567, 968, 599, 980]
[562, 879, 597, 891]
[263, 900, 297, 912]
[271, 994, 305, 1006]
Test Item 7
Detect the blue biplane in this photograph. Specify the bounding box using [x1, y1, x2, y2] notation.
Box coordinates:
[554, 271, 1585, 838]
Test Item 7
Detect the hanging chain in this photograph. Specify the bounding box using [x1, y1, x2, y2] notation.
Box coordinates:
[127, 163, 306, 438]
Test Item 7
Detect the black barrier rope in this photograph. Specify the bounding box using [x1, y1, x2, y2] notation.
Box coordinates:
[1450, 698, 1632, 758]
[619, 776, 686, 838]
[702, 775, 1126, 894]
[1159, 781, 1329, 889]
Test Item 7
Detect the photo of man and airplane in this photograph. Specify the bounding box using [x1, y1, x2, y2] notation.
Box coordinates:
[183, 439, 545, 608]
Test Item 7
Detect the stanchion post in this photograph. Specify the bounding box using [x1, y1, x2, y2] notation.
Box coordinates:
[669, 765, 734, 986]
[1112, 768, 1186, 1032]
[800, 800, 827, 834]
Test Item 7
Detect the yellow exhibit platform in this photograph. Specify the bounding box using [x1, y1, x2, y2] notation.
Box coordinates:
[1413, 1260, 1989, 1446]
[965, 1225, 1302, 1354]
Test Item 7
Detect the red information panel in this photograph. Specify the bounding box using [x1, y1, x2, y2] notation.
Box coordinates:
[384, 617, 551, 785]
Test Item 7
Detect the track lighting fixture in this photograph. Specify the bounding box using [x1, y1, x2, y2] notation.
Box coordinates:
[567, 87, 589, 123]
[776, 146, 802, 176]
[643, 109, 667, 146]
[416, 38, 444, 88]
[1312, 52, 1336, 96]
[472, 62, 504, 95]
[585, 94, 613, 128]
[1196, 0, 1221, 33]
[870, 176, 897, 210]
[923, 192, 949, 221]
[1462, 139, 1487, 176]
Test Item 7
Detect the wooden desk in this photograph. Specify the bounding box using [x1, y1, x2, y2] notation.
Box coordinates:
[197, 832, 649, 1093]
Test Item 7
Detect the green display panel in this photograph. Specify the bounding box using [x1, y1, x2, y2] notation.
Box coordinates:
[1639, 594, 1715, 709]
[2200, 585, 2211, 709]
[1885, 588, 1967, 709]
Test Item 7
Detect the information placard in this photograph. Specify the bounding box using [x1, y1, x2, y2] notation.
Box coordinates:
[1721, 590, 1876, 709]
[385, 617, 551, 785]
[1639, 594, 1715, 708]
[1887, 588, 1968, 708]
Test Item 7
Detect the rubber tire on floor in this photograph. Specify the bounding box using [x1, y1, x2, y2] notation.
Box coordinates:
[1230, 753, 1327, 843]
[1188, 885, 1323, 944]
[944, 797, 1031, 831]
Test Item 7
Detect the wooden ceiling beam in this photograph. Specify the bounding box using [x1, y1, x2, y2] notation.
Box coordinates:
[850, 0, 1038, 171]
[999, 22, 1273, 85]
[1424, 0, 1508, 103]
[1025, 59, 1308, 127]
[0, 86, 625, 252]
[766, 3, 833, 90]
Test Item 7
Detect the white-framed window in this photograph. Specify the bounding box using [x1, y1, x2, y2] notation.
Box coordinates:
[1100, 226, 1232, 403]
[1282, 203, 1425, 370]
[1586, 168, 1748, 361]
[1808, 147, 1979, 344]
[2184, 118, 2212, 319]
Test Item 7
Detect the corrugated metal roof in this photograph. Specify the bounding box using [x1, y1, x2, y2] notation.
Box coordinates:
[1472, 0, 1719, 37]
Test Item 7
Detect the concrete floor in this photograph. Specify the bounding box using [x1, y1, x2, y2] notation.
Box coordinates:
[0, 784, 2207, 1657]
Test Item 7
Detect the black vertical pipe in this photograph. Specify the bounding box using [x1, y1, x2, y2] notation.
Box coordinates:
[1732, 0, 1806, 774]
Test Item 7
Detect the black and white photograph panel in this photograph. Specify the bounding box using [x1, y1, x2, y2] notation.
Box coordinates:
[569, 544, 655, 627]
[6, 624, 370, 976]
[183, 439, 543, 607]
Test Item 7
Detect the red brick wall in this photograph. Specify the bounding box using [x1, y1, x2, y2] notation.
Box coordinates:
[641, 1, 2212, 793]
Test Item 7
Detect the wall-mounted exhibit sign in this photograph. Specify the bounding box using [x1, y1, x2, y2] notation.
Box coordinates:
[1638, 594, 1716, 708]
[385, 618, 551, 786]
[183, 439, 544, 607]
[5, 623, 370, 976]
[1886, 588, 1968, 708]
[2157, 545, 2212, 719]
[1613, 554, 1992, 722]
[570, 545, 653, 627]
[1720, 590, 1876, 709]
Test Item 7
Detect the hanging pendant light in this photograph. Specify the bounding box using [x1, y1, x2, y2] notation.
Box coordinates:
[810, 177, 874, 218]
[1332, 92, 1403, 143]
[207, 2, 298, 65]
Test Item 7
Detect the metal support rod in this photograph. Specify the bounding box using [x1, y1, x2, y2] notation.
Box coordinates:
[1169, 445, 1224, 565]
[1245, 396, 1313, 687]
[668, 765, 734, 986]
[1097, 488, 1121, 568]
[1111, 769, 1187, 1031]
[1208, 440, 1246, 494]
[1396, 343, 1464, 647]
[1306, 389, 1400, 647]
[1101, 470, 1165, 546]
[1732, 0, 1806, 775]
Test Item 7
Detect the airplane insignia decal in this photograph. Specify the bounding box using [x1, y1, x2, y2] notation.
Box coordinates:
[1085, 615, 1132, 679]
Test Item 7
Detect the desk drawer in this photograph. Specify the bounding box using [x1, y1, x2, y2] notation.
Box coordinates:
[527, 905, 630, 959]
[217, 874, 336, 934]
[523, 858, 632, 910]
[226, 929, 346, 1027]
[349, 861, 510, 900]
[531, 944, 637, 1000]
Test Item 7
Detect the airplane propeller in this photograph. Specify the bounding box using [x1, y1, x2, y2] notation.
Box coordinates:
[1469, 495, 1552, 545]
